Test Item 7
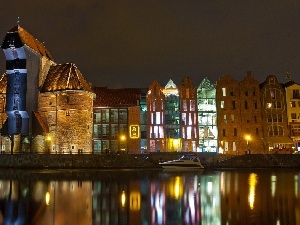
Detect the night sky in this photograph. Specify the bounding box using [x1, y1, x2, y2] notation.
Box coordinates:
[1, 1, 300, 88]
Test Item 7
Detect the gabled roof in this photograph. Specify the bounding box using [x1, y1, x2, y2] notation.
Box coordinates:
[0, 73, 7, 94]
[93, 87, 142, 107]
[40, 63, 93, 93]
[1, 25, 54, 61]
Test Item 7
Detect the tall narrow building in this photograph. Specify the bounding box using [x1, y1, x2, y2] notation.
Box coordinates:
[239, 72, 263, 153]
[147, 80, 165, 152]
[197, 77, 218, 152]
[216, 75, 240, 154]
[260, 75, 294, 153]
[283, 81, 300, 152]
[163, 79, 180, 151]
[179, 76, 198, 152]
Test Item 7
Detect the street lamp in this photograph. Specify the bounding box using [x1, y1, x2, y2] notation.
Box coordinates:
[120, 134, 127, 153]
[245, 135, 251, 154]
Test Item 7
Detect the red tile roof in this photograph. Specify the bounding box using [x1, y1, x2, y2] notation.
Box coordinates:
[93, 87, 142, 107]
[40, 63, 93, 93]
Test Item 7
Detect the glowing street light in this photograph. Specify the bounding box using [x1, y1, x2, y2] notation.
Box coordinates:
[245, 135, 251, 145]
[245, 135, 251, 153]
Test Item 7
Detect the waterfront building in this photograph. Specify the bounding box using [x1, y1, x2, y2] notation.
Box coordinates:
[39, 63, 95, 153]
[92, 87, 145, 153]
[0, 25, 94, 153]
[147, 80, 165, 152]
[282, 80, 300, 152]
[216, 72, 264, 154]
[197, 77, 218, 152]
[216, 75, 241, 154]
[260, 75, 294, 153]
[178, 76, 199, 152]
[163, 80, 181, 151]
[239, 72, 264, 153]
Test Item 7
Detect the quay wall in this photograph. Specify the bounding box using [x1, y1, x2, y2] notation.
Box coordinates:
[0, 153, 299, 169]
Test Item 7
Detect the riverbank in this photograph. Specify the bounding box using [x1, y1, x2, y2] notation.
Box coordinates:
[0, 153, 299, 169]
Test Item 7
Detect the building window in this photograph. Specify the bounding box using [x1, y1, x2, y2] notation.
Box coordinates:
[278, 114, 282, 122]
[183, 100, 187, 111]
[268, 114, 272, 122]
[190, 100, 196, 111]
[291, 113, 297, 120]
[254, 116, 257, 123]
[270, 90, 275, 99]
[291, 101, 296, 108]
[231, 114, 234, 123]
[293, 89, 300, 99]
[232, 101, 236, 109]
[245, 90, 248, 96]
[222, 129, 226, 136]
[224, 115, 227, 123]
[245, 101, 248, 109]
[222, 88, 226, 96]
[254, 102, 257, 109]
[234, 128, 237, 136]
[253, 87, 256, 96]
[221, 101, 224, 109]
[256, 128, 259, 135]
[230, 88, 234, 96]
[276, 102, 281, 108]
[246, 115, 250, 123]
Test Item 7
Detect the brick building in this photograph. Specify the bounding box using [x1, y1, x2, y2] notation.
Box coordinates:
[0, 25, 94, 153]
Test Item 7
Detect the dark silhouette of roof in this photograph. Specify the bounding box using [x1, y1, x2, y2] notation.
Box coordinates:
[2, 25, 54, 61]
[40, 63, 93, 93]
[93, 87, 143, 107]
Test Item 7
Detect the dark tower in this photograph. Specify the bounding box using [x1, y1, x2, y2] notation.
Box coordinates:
[1, 25, 54, 137]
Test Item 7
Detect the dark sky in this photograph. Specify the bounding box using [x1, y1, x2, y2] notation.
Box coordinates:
[1, 0, 300, 88]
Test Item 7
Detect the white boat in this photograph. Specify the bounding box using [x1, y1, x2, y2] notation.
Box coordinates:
[159, 154, 204, 170]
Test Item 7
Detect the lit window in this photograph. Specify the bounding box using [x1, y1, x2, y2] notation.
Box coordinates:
[183, 100, 187, 111]
[224, 115, 227, 123]
[231, 114, 234, 123]
[266, 103, 272, 108]
[222, 88, 226, 96]
[270, 90, 275, 99]
[290, 101, 296, 108]
[221, 101, 225, 109]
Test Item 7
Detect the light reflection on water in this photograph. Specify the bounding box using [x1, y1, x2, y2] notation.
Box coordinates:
[0, 169, 299, 225]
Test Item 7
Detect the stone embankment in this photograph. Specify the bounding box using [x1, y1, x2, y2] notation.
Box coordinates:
[0, 153, 160, 169]
[0, 153, 299, 169]
[206, 154, 300, 168]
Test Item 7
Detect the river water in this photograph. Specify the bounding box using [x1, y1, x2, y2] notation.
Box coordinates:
[0, 168, 299, 225]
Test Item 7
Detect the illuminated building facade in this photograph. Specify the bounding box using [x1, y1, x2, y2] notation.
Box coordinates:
[179, 76, 199, 152]
[216, 72, 264, 154]
[283, 81, 300, 152]
[92, 87, 146, 153]
[239, 72, 264, 153]
[260, 75, 294, 153]
[147, 80, 166, 152]
[197, 77, 218, 152]
[146, 76, 198, 152]
[0, 25, 94, 153]
[163, 80, 180, 151]
[216, 75, 241, 154]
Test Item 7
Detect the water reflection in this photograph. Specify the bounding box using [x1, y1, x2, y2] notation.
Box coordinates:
[0, 169, 299, 224]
